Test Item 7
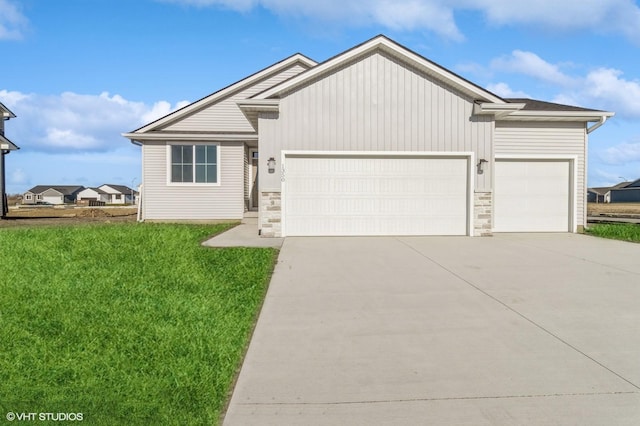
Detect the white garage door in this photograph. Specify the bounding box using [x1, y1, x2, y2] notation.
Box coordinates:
[283, 155, 469, 236]
[494, 160, 571, 232]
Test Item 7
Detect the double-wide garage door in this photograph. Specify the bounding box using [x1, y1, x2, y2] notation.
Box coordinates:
[494, 159, 572, 232]
[283, 155, 469, 236]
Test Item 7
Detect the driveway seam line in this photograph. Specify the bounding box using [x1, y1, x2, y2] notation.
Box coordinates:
[511, 236, 640, 276]
[238, 390, 639, 406]
[396, 237, 640, 392]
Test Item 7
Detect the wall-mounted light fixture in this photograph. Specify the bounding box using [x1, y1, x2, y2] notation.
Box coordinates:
[477, 158, 488, 175]
[267, 157, 276, 174]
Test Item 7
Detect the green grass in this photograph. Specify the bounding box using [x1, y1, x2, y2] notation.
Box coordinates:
[586, 223, 640, 242]
[0, 223, 278, 425]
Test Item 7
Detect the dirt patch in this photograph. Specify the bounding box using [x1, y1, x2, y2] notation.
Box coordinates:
[587, 202, 640, 216]
[1, 207, 138, 228]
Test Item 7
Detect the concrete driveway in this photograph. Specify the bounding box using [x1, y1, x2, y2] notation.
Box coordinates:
[223, 234, 640, 425]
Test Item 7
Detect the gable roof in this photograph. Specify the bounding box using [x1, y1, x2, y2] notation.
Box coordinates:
[26, 185, 85, 195]
[1, 133, 19, 151]
[124, 53, 317, 140]
[0, 101, 16, 119]
[79, 187, 109, 195]
[505, 98, 605, 113]
[253, 34, 505, 104]
[625, 178, 640, 188]
[100, 184, 135, 194]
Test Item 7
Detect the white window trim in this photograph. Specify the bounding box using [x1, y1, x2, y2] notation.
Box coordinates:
[166, 142, 221, 186]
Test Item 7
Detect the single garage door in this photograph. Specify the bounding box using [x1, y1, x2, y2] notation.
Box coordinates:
[283, 155, 469, 236]
[494, 159, 571, 232]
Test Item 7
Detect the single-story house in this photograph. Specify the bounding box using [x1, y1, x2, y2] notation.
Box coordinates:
[124, 35, 614, 237]
[587, 187, 608, 203]
[23, 185, 85, 205]
[77, 187, 110, 203]
[98, 184, 137, 204]
[609, 178, 640, 202]
[1, 101, 19, 218]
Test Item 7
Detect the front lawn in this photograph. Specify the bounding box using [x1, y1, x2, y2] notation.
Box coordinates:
[0, 223, 277, 425]
[586, 222, 640, 243]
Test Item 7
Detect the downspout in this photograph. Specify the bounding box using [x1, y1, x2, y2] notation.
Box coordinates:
[137, 183, 143, 222]
[587, 115, 608, 134]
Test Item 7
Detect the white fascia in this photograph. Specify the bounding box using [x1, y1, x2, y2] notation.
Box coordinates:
[473, 102, 526, 118]
[121, 132, 258, 143]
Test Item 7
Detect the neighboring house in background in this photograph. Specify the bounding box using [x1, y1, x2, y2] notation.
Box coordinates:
[1, 101, 19, 218]
[98, 184, 137, 204]
[124, 35, 614, 237]
[587, 188, 607, 203]
[23, 185, 85, 205]
[77, 187, 110, 204]
[608, 179, 640, 203]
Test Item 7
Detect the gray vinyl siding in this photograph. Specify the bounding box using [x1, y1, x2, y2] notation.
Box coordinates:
[494, 121, 587, 227]
[142, 141, 244, 220]
[259, 51, 493, 191]
[163, 64, 309, 133]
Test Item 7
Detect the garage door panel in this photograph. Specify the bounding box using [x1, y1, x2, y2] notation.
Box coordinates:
[494, 160, 571, 233]
[284, 156, 469, 236]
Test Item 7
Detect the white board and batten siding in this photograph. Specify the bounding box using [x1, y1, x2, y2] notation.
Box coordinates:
[141, 141, 245, 220]
[162, 64, 309, 133]
[494, 121, 586, 231]
[259, 51, 493, 192]
[283, 154, 471, 236]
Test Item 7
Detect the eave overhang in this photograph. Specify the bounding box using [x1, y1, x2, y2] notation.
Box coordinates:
[236, 99, 280, 130]
[122, 132, 258, 145]
[1, 134, 19, 151]
[1, 102, 16, 119]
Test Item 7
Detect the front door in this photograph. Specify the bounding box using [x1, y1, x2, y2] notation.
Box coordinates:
[250, 150, 259, 210]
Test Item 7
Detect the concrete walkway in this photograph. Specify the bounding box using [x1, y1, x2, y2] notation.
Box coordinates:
[202, 217, 283, 248]
[223, 233, 640, 425]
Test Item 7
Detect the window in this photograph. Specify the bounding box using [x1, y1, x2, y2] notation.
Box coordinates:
[25, 194, 32, 200]
[170, 144, 218, 184]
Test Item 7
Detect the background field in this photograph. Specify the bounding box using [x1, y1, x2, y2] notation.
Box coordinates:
[587, 203, 640, 216]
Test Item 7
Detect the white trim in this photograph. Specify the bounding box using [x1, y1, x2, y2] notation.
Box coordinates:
[280, 150, 475, 237]
[165, 142, 221, 187]
[256, 36, 504, 104]
[498, 110, 614, 122]
[249, 148, 259, 210]
[123, 132, 258, 142]
[494, 155, 578, 233]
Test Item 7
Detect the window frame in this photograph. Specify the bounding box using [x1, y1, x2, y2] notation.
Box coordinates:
[166, 142, 221, 186]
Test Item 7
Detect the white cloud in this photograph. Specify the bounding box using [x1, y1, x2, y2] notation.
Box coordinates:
[491, 50, 574, 86]
[159, 0, 640, 43]
[485, 82, 530, 99]
[599, 141, 640, 165]
[465, 0, 640, 43]
[0, 90, 189, 153]
[0, 0, 28, 40]
[485, 51, 640, 119]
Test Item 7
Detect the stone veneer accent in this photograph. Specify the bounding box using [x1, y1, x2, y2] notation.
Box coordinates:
[474, 191, 493, 236]
[260, 191, 282, 237]
[260, 190, 492, 237]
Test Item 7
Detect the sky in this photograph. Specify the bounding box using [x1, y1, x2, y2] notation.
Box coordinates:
[2, 0, 640, 194]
